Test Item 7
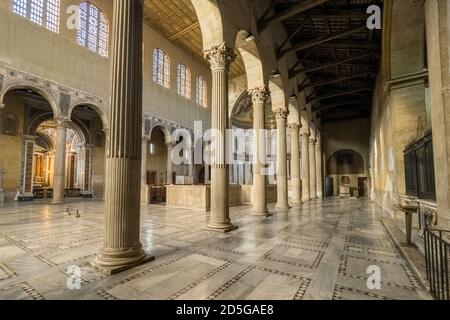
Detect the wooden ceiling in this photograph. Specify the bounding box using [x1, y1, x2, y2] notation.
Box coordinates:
[260, 0, 382, 123]
[143, 0, 245, 79]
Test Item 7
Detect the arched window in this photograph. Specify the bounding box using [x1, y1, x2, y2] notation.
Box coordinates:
[13, 0, 61, 33]
[77, 2, 109, 57]
[196, 76, 207, 107]
[176, 64, 191, 99]
[2, 113, 18, 136]
[153, 49, 170, 88]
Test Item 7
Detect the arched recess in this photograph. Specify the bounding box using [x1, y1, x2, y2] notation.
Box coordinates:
[0, 84, 60, 117]
[327, 149, 365, 175]
[149, 124, 172, 144]
[67, 102, 109, 132]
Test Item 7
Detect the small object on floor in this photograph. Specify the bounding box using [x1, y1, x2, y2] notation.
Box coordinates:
[67, 208, 71, 215]
[75, 210, 80, 218]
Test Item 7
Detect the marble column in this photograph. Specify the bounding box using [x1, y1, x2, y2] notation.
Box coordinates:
[52, 117, 69, 204]
[309, 137, 317, 200]
[204, 164, 210, 184]
[166, 141, 174, 184]
[301, 130, 310, 202]
[249, 86, 270, 216]
[289, 123, 302, 204]
[141, 137, 148, 185]
[93, 0, 152, 274]
[274, 107, 290, 210]
[141, 137, 150, 204]
[204, 42, 237, 232]
[315, 133, 323, 199]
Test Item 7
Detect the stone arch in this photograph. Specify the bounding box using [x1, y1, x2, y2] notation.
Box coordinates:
[35, 131, 55, 152]
[190, 0, 228, 50]
[309, 121, 317, 139]
[287, 96, 300, 125]
[269, 73, 287, 111]
[149, 124, 172, 144]
[327, 149, 365, 175]
[69, 117, 90, 145]
[235, 30, 265, 88]
[0, 83, 60, 117]
[26, 112, 54, 136]
[67, 102, 109, 131]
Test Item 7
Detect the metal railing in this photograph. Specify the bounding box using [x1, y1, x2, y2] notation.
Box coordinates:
[424, 228, 450, 300]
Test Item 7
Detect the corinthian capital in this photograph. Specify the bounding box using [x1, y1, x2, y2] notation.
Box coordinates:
[300, 129, 310, 138]
[248, 86, 270, 104]
[288, 123, 302, 132]
[54, 116, 70, 128]
[204, 42, 235, 72]
[274, 107, 289, 120]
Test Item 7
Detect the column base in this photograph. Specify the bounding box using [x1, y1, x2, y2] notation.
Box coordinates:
[51, 199, 65, 205]
[205, 222, 238, 233]
[302, 197, 311, 203]
[290, 199, 302, 206]
[251, 210, 272, 217]
[275, 203, 291, 210]
[92, 247, 154, 275]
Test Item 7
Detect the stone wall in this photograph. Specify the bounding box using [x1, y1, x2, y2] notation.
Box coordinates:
[369, 0, 428, 217]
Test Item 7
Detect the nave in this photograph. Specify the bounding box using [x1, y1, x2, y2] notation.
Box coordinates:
[0, 198, 430, 300]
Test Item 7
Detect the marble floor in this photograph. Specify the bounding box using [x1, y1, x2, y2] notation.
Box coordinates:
[0, 198, 432, 300]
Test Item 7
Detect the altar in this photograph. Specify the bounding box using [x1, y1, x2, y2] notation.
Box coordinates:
[165, 184, 275, 211]
[338, 186, 351, 198]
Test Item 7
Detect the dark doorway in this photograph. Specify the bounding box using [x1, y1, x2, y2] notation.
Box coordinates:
[358, 177, 368, 197]
[325, 177, 334, 197]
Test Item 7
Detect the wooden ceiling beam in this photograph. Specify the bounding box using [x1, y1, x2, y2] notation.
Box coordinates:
[320, 112, 371, 123]
[169, 22, 200, 41]
[278, 25, 366, 59]
[279, 16, 311, 52]
[290, 51, 375, 78]
[289, 10, 369, 20]
[311, 87, 371, 102]
[312, 99, 367, 112]
[259, 0, 331, 32]
[301, 72, 370, 90]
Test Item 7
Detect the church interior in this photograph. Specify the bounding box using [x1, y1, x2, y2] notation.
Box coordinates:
[0, 0, 449, 301]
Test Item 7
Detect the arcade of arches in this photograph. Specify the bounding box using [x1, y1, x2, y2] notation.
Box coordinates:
[0, 0, 447, 300]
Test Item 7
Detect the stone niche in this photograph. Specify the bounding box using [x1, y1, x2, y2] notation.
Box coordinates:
[166, 184, 277, 212]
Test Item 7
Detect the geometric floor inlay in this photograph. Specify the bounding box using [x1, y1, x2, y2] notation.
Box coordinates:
[0, 198, 433, 300]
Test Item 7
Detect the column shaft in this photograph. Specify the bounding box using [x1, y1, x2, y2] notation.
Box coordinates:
[289, 124, 302, 204]
[315, 136, 323, 198]
[301, 132, 310, 202]
[309, 137, 317, 200]
[249, 87, 270, 216]
[275, 108, 290, 209]
[52, 117, 68, 204]
[94, 0, 151, 273]
[166, 142, 174, 184]
[141, 138, 148, 185]
[204, 43, 237, 232]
